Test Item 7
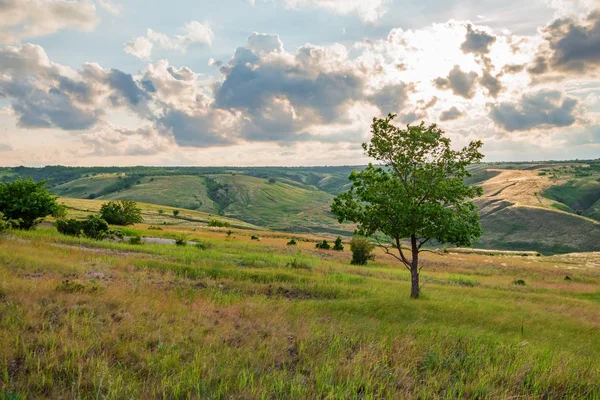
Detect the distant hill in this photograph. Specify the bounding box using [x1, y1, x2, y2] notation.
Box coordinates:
[1, 160, 599, 252]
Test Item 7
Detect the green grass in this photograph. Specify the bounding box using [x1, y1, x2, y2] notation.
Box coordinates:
[542, 176, 600, 221]
[1, 225, 599, 398]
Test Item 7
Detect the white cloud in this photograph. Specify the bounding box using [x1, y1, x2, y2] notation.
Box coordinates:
[95, 0, 123, 16]
[283, 0, 389, 23]
[124, 36, 153, 60]
[124, 21, 214, 60]
[0, 0, 98, 44]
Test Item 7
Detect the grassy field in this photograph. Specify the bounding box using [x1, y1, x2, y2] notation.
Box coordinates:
[1, 209, 599, 398]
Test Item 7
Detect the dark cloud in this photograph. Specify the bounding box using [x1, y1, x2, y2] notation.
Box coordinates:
[528, 9, 600, 76]
[106, 69, 149, 107]
[502, 64, 525, 74]
[157, 107, 236, 147]
[527, 55, 549, 75]
[461, 24, 496, 54]
[2, 82, 100, 130]
[489, 90, 579, 132]
[434, 65, 479, 99]
[480, 71, 502, 98]
[440, 106, 463, 121]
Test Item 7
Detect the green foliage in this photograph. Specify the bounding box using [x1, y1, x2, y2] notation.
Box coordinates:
[513, 279, 526, 286]
[99, 200, 143, 226]
[331, 115, 484, 297]
[333, 236, 344, 251]
[287, 238, 297, 246]
[0, 178, 63, 229]
[209, 219, 230, 227]
[56, 218, 84, 236]
[56, 215, 110, 240]
[316, 240, 331, 250]
[268, 177, 277, 184]
[174, 234, 187, 246]
[251, 234, 260, 241]
[81, 215, 110, 240]
[129, 236, 143, 245]
[158, 209, 164, 215]
[226, 230, 233, 237]
[0, 211, 19, 234]
[349, 236, 375, 265]
[285, 258, 312, 270]
[173, 209, 180, 217]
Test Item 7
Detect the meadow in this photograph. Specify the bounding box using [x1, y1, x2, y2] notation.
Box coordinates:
[1, 203, 599, 399]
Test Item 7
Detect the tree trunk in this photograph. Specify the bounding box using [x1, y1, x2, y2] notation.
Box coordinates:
[410, 235, 419, 299]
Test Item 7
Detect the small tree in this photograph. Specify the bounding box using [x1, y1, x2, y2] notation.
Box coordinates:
[173, 209, 180, 217]
[315, 240, 331, 250]
[100, 200, 143, 226]
[333, 236, 344, 251]
[349, 236, 375, 265]
[0, 178, 64, 229]
[331, 115, 483, 298]
[268, 177, 277, 184]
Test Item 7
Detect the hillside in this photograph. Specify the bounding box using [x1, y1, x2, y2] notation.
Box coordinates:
[2, 160, 599, 252]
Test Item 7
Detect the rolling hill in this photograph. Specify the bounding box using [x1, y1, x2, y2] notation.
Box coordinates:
[2, 160, 599, 252]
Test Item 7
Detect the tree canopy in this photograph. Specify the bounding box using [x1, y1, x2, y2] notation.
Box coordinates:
[0, 178, 64, 230]
[331, 114, 484, 298]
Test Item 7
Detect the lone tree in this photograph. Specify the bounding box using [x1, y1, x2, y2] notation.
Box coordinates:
[0, 178, 65, 229]
[100, 200, 143, 226]
[331, 114, 484, 298]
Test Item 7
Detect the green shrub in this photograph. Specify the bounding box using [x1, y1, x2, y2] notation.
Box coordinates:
[56, 218, 84, 236]
[513, 279, 526, 286]
[174, 234, 187, 246]
[209, 219, 230, 228]
[251, 235, 260, 241]
[316, 240, 331, 250]
[350, 236, 375, 265]
[0, 178, 64, 229]
[81, 215, 110, 240]
[56, 215, 110, 240]
[100, 200, 143, 226]
[287, 238, 297, 246]
[173, 210, 180, 217]
[129, 236, 143, 245]
[333, 236, 344, 251]
[226, 230, 233, 237]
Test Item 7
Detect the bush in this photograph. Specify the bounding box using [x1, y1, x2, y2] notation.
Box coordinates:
[174, 234, 187, 246]
[56, 218, 84, 236]
[158, 209, 164, 215]
[333, 236, 344, 251]
[287, 238, 297, 246]
[129, 236, 143, 245]
[268, 177, 276, 184]
[173, 210, 180, 217]
[316, 240, 331, 250]
[0, 178, 64, 229]
[81, 215, 110, 240]
[226, 230, 233, 237]
[209, 219, 230, 228]
[349, 236, 375, 265]
[513, 279, 526, 286]
[100, 200, 143, 226]
[56, 215, 110, 240]
[251, 235, 260, 241]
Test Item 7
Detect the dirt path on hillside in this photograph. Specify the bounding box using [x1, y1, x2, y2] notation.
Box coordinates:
[479, 169, 557, 207]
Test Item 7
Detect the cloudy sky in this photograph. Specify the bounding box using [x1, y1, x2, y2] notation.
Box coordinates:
[0, 0, 598, 166]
